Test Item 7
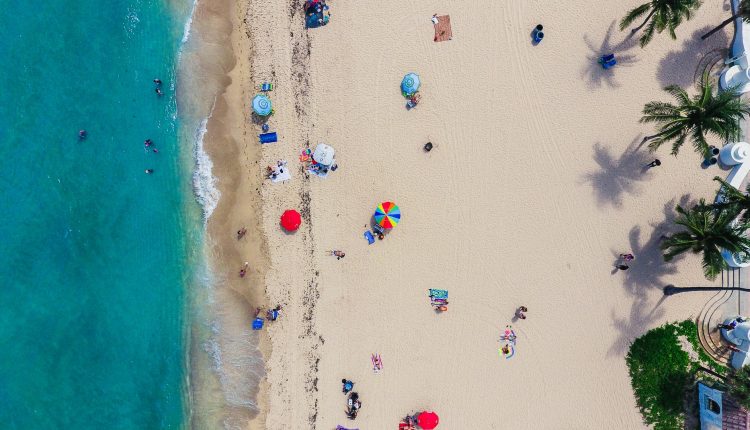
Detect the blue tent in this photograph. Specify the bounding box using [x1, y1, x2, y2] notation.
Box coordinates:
[401, 72, 421, 96]
[252, 94, 272, 116]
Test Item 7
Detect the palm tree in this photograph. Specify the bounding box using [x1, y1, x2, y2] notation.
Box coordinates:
[713, 176, 750, 219]
[726, 366, 750, 409]
[661, 200, 750, 280]
[619, 0, 702, 47]
[702, 0, 750, 40]
[641, 77, 750, 159]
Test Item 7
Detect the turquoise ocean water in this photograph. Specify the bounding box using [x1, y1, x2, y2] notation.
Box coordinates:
[0, 0, 200, 428]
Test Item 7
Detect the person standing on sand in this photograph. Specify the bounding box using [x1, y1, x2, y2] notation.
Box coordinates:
[620, 253, 634, 261]
[646, 159, 661, 168]
[239, 262, 249, 278]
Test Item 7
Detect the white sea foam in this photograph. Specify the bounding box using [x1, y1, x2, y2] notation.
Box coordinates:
[181, 0, 198, 45]
[192, 111, 220, 221]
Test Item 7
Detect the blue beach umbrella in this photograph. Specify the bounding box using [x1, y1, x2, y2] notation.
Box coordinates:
[401, 73, 421, 96]
[252, 94, 272, 116]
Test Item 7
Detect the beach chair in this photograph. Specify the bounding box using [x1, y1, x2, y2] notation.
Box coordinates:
[259, 82, 274, 92]
[259, 132, 277, 144]
[598, 54, 616, 70]
[371, 353, 383, 373]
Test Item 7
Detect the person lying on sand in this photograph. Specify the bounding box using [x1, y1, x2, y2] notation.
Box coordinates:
[237, 227, 247, 240]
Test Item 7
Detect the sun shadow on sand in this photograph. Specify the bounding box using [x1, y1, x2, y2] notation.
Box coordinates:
[582, 138, 654, 207]
[656, 26, 729, 88]
[607, 195, 697, 356]
[582, 21, 639, 88]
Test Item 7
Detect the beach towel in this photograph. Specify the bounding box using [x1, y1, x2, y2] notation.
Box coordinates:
[271, 168, 291, 183]
[433, 15, 452, 42]
[371, 353, 383, 373]
[429, 289, 448, 299]
[259, 132, 277, 144]
[364, 231, 375, 244]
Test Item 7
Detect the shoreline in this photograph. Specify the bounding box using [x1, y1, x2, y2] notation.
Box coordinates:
[177, 0, 272, 427]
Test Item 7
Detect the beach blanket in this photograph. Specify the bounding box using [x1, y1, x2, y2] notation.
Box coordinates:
[434, 15, 452, 42]
[271, 169, 291, 183]
[429, 289, 448, 299]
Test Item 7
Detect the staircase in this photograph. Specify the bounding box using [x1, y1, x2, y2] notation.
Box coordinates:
[696, 268, 743, 366]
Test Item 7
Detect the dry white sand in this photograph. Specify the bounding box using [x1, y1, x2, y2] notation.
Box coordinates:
[204, 0, 742, 428]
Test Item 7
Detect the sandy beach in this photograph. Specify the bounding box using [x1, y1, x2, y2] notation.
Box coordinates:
[195, 0, 740, 428]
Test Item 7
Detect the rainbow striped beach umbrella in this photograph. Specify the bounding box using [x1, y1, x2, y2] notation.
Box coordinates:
[374, 202, 401, 228]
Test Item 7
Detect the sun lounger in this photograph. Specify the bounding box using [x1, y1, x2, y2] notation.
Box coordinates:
[364, 231, 375, 244]
[259, 82, 274, 91]
[259, 132, 277, 144]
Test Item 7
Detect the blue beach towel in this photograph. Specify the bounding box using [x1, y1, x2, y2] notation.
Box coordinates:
[259, 132, 277, 144]
[364, 230, 375, 244]
[429, 289, 448, 299]
[252, 318, 264, 330]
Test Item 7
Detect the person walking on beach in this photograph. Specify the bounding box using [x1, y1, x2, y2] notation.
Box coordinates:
[239, 261, 249, 278]
[646, 159, 661, 168]
[516, 306, 528, 319]
[620, 253, 634, 261]
[237, 227, 247, 240]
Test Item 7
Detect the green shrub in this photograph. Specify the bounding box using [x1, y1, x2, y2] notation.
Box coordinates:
[626, 320, 721, 430]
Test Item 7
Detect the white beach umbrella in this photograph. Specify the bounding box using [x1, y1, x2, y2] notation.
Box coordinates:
[313, 143, 335, 166]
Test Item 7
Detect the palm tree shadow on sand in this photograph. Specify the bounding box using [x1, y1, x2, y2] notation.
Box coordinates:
[607, 195, 697, 357]
[581, 137, 655, 208]
[656, 26, 729, 88]
[582, 21, 639, 88]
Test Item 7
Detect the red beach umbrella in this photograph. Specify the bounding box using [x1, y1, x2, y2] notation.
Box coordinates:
[280, 209, 301, 231]
[417, 411, 439, 429]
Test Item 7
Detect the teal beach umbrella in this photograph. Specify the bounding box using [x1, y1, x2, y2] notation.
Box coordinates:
[401, 73, 421, 96]
[252, 94, 273, 116]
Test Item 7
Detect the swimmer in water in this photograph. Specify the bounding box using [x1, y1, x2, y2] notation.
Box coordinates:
[155, 88, 163, 96]
[144, 139, 152, 147]
[145, 169, 154, 174]
[153, 78, 162, 85]
[153, 148, 159, 153]
[79, 130, 87, 139]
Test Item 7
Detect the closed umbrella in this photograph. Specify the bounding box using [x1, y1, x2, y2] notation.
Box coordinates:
[374, 202, 400, 228]
[417, 411, 439, 429]
[280, 210, 301, 231]
[252, 94, 273, 116]
[401, 72, 421, 96]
